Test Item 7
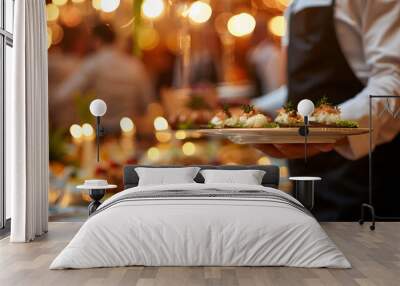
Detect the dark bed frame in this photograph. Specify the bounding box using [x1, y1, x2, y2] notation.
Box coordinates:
[123, 165, 280, 189]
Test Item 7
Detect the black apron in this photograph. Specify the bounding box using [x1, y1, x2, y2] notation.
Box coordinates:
[287, 0, 400, 221]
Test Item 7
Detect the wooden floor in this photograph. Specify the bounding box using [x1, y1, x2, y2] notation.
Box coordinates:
[0, 222, 399, 286]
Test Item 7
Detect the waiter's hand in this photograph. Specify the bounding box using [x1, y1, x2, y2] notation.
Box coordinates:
[254, 143, 334, 159]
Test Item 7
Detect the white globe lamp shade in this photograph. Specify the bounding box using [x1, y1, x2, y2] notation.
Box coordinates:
[90, 99, 107, 117]
[297, 99, 315, 117]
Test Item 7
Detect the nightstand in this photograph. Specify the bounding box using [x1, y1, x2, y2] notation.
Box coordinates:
[289, 176, 321, 210]
[77, 181, 117, 215]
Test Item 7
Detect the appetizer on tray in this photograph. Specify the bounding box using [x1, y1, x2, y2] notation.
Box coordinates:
[207, 97, 359, 129]
[274, 97, 359, 128]
[168, 95, 214, 130]
[209, 105, 277, 129]
[192, 98, 368, 144]
[274, 101, 303, 127]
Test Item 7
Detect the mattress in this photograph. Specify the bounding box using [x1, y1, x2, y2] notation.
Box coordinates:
[50, 183, 350, 269]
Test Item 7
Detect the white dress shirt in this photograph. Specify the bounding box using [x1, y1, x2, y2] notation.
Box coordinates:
[252, 0, 400, 160]
[248, 41, 285, 93]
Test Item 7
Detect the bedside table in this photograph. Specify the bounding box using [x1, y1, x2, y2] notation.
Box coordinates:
[289, 176, 321, 210]
[77, 183, 117, 215]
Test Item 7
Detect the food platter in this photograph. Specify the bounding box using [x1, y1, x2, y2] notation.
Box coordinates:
[195, 127, 369, 144]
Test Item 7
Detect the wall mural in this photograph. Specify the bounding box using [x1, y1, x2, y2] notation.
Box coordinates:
[47, 0, 290, 220]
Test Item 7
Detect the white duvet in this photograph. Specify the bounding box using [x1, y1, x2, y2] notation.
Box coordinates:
[50, 183, 350, 269]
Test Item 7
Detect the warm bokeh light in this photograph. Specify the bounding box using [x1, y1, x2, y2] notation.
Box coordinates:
[120, 117, 135, 133]
[257, 156, 271, 165]
[142, 0, 165, 19]
[182, 142, 196, 156]
[52, 0, 68, 6]
[50, 23, 64, 45]
[101, 0, 120, 13]
[70, 124, 83, 139]
[92, 0, 101, 10]
[280, 166, 289, 177]
[47, 27, 52, 49]
[60, 6, 82, 28]
[227, 12, 256, 37]
[46, 4, 60, 22]
[176, 3, 189, 18]
[81, 123, 94, 137]
[138, 27, 160, 50]
[188, 1, 212, 24]
[153, 116, 169, 131]
[175, 130, 186, 140]
[72, 0, 85, 3]
[268, 15, 285, 37]
[278, 0, 293, 7]
[155, 132, 172, 143]
[147, 147, 160, 161]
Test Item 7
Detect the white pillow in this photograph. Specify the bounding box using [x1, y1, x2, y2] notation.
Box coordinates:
[135, 167, 200, 186]
[200, 169, 266, 185]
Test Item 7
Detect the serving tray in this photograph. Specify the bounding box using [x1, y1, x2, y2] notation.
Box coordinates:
[195, 127, 369, 144]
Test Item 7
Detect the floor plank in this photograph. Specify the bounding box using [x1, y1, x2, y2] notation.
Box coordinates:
[0, 222, 399, 286]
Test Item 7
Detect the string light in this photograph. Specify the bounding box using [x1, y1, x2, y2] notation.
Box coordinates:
[52, 0, 68, 6]
[153, 116, 169, 131]
[182, 142, 196, 156]
[60, 6, 82, 28]
[46, 4, 60, 22]
[280, 166, 289, 177]
[50, 23, 64, 45]
[142, 0, 165, 19]
[147, 147, 160, 161]
[155, 132, 172, 143]
[70, 124, 83, 139]
[188, 1, 212, 24]
[120, 117, 135, 133]
[227, 13, 256, 37]
[268, 15, 285, 37]
[101, 0, 120, 13]
[47, 27, 52, 49]
[277, 0, 293, 8]
[81, 123, 94, 137]
[137, 27, 160, 50]
[92, 0, 101, 10]
[175, 130, 186, 140]
[258, 156, 271, 165]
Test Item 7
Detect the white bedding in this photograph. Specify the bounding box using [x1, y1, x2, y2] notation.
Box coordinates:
[50, 183, 350, 269]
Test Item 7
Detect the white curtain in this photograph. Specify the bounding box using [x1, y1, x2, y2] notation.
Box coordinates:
[7, 0, 49, 242]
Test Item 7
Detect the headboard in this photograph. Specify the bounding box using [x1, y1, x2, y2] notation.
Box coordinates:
[123, 165, 280, 189]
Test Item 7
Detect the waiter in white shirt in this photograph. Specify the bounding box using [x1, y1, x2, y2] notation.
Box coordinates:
[253, 0, 400, 220]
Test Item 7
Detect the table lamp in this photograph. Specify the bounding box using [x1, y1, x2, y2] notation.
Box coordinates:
[89, 99, 107, 162]
[297, 99, 315, 164]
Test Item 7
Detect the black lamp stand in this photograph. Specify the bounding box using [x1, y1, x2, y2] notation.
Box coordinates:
[298, 115, 310, 164]
[95, 116, 105, 162]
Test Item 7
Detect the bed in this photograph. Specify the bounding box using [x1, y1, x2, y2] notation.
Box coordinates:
[50, 165, 350, 269]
